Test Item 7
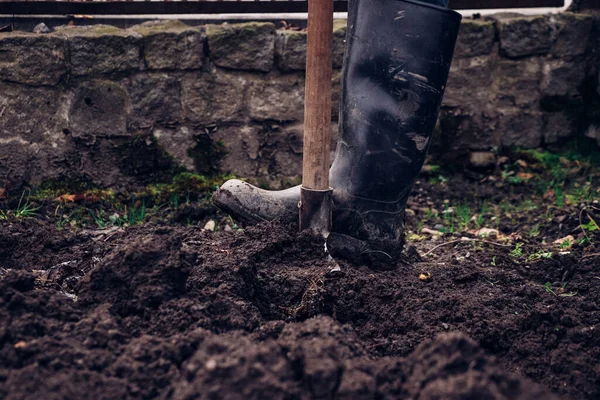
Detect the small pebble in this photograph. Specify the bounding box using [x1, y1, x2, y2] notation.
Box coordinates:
[224, 224, 233, 232]
[203, 220, 216, 231]
[442, 323, 449, 330]
[476, 228, 499, 238]
[33, 23, 50, 34]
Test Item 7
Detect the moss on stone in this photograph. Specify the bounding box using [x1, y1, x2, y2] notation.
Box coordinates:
[206, 22, 274, 39]
[187, 134, 228, 177]
[53, 24, 139, 38]
[129, 20, 203, 36]
[333, 19, 347, 32]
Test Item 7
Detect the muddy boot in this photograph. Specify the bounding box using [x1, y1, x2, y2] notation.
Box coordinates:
[214, 0, 461, 266]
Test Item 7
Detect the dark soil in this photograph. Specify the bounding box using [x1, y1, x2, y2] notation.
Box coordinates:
[1, 170, 599, 399]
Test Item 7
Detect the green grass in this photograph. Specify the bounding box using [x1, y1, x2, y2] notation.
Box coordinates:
[14, 191, 40, 219]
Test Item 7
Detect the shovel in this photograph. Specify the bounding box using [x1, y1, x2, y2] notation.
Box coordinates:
[299, 0, 334, 236]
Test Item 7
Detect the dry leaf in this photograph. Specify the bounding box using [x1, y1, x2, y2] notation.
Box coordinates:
[517, 160, 528, 168]
[517, 172, 534, 180]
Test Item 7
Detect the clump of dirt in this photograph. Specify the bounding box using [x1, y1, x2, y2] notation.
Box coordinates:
[0, 215, 596, 399]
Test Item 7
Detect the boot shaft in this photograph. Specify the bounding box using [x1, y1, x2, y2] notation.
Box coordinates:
[331, 0, 461, 206]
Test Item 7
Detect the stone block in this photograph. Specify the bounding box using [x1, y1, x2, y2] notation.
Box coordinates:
[182, 71, 248, 125]
[497, 15, 554, 58]
[543, 112, 575, 144]
[0, 32, 67, 85]
[331, 71, 343, 122]
[469, 152, 496, 168]
[551, 13, 593, 58]
[0, 82, 68, 144]
[54, 25, 141, 76]
[130, 20, 205, 70]
[584, 124, 600, 146]
[493, 58, 542, 108]
[248, 74, 305, 122]
[124, 73, 182, 128]
[454, 19, 496, 58]
[153, 126, 197, 170]
[275, 19, 346, 71]
[213, 125, 261, 178]
[540, 59, 586, 98]
[444, 55, 494, 108]
[276, 30, 306, 71]
[332, 19, 347, 69]
[498, 109, 543, 148]
[207, 22, 275, 72]
[68, 81, 130, 143]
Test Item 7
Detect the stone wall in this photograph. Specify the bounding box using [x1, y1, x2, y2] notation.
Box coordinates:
[0, 15, 598, 193]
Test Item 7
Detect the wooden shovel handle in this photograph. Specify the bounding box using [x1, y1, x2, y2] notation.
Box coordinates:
[302, 0, 334, 191]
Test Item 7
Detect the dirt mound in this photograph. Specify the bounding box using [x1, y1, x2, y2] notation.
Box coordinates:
[2, 220, 593, 399]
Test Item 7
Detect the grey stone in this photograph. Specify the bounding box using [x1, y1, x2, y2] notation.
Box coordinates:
[498, 109, 543, 148]
[124, 73, 182, 129]
[0, 82, 68, 144]
[182, 71, 248, 125]
[550, 13, 593, 58]
[213, 125, 261, 178]
[33, 23, 50, 34]
[444, 55, 494, 108]
[454, 19, 496, 58]
[497, 15, 554, 58]
[130, 20, 205, 70]
[206, 22, 275, 72]
[54, 25, 141, 76]
[540, 59, 586, 98]
[153, 126, 197, 170]
[0, 32, 67, 85]
[274, 124, 304, 177]
[469, 152, 496, 168]
[275, 19, 345, 71]
[584, 124, 600, 146]
[543, 112, 574, 144]
[493, 58, 542, 108]
[332, 19, 347, 69]
[248, 73, 305, 121]
[68, 80, 130, 143]
[276, 30, 306, 71]
[331, 71, 343, 122]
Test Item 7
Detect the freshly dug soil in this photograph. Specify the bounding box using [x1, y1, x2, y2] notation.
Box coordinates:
[1, 216, 598, 399]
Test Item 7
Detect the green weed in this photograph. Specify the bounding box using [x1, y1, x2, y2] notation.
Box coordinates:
[15, 191, 40, 219]
[510, 242, 524, 258]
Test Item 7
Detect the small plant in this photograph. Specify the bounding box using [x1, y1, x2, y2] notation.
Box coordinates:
[581, 218, 599, 233]
[475, 201, 488, 229]
[560, 239, 572, 249]
[456, 204, 471, 231]
[15, 191, 40, 219]
[126, 200, 146, 226]
[510, 242, 524, 258]
[91, 210, 108, 229]
[529, 224, 541, 237]
[0, 209, 7, 220]
[528, 250, 552, 261]
[544, 282, 556, 295]
[491, 255, 497, 266]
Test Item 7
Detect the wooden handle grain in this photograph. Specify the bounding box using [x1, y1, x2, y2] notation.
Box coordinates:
[302, 0, 334, 191]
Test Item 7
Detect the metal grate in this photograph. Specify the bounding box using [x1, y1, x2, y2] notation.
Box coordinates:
[0, 0, 567, 15]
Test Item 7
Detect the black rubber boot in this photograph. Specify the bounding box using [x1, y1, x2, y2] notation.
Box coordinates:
[214, 0, 461, 266]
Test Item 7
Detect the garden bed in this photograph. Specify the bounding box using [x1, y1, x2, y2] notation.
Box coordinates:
[0, 148, 599, 399]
